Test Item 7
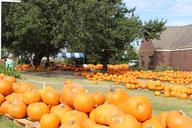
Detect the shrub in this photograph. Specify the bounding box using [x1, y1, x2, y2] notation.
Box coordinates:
[0, 65, 20, 78]
[155, 65, 177, 71]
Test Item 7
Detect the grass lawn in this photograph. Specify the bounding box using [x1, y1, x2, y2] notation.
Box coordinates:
[1, 70, 192, 127]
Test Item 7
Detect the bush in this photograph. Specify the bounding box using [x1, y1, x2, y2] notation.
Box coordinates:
[155, 65, 177, 71]
[0, 65, 20, 78]
[130, 66, 148, 71]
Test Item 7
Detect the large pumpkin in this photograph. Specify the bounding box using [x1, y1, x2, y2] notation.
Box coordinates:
[8, 100, 27, 119]
[23, 89, 41, 105]
[110, 114, 140, 128]
[73, 93, 94, 113]
[93, 104, 122, 126]
[40, 87, 60, 106]
[27, 102, 49, 121]
[40, 113, 60, 128]
[105, 88, 129, 106]
[159, 111, 168, 128]
[120, 95, 152, 122]
[50, 104, 72, 120]
[0, 79, 12, 96]
[166, 111, 192, 128]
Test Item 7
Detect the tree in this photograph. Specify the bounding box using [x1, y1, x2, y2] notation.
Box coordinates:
[2, 0, 166, 70]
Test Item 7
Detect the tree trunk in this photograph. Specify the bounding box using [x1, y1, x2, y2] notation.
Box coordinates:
[33, 54, 43, 67]
[46, 55, 50, 68]
[102, 51, 109, 73]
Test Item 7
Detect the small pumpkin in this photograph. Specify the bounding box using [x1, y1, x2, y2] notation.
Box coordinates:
[0, 79, 12, 96]
[91, 92, 105, 107]
[40, 113, 60, 128]
[141, 115, 165, 128]
[73, 93, 94, 113]
[50, 104, 72, 120]
[27, 102, 49, 121]
[0, 100, 10, 114]
[105, 88, 129, 106]
[23, 89, 41, 105]
[8, 100, 27, 119]
[40, 87, 60, 106]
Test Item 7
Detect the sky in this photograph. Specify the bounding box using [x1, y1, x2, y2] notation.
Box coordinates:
[123, 0, 192, 26]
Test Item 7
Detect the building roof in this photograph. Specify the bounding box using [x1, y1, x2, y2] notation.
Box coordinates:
[152, 24, 192, 50]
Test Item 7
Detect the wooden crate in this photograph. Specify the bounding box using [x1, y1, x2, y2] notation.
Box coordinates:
[4, 114, 40, 128]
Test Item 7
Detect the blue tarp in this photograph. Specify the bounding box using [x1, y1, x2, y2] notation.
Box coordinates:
[57, 52, 85, 58]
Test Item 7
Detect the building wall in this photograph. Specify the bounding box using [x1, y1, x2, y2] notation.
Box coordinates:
[154, 50, 192, 71]
[170, 50, 192, 71]
[154, 51, 170, 68]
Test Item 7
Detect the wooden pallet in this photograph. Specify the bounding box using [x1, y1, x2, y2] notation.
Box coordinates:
[3, 114, 40, 128]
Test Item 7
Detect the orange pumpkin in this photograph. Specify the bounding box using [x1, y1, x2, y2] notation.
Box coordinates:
[27, 102, 49, 121]
[61, 84, 86, 107]
[8, 100, 27, 119]
[93, 104, 122, 126]
[91, 92, 105, 107]
[40, 113, 60, 128]
[12, 82, 35, 93]
[4, 76, 16, 83]
[141, 115, 164, 128]
[40, 87, 60, 106]
[154, 91, 161, 96]
[111, 114, 140, 128]
[105, 88, 129, 106]
[50, 104, 72, 120]
[5, 93, 24, 102]
[0, 79, 12, 96]
[60, 120, 83, 128]
[166, 111, 192, 128]
[159, 111, 168, 127]
[73, 93, 94, 113]
[0, 100, 10, 114]
[0, 94, 5, 104]
[120, 95, 152, 122]
[23, 89, 41, 105]
[61, 110, 88, 124]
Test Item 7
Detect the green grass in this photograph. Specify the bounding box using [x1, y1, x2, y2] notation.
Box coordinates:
[1, 70, 192, 127]
[0, 116, 24, 128]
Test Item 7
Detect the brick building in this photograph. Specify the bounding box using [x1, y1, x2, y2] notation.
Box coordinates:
[139, 25, 192, 71]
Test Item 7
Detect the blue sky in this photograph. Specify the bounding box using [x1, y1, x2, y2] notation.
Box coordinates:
[123, 0, 192, 26]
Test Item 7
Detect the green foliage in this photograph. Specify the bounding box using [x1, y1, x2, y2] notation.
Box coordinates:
[2, 0, 167, 68]
[155, 66, 177, 71]
[141, 19, 167, 40]
[0, 116, 23, 128]
[0, 65, 20, 78]
[130, 66, 149, 71]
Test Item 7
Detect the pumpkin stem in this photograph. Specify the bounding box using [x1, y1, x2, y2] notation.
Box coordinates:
[147, 125, 152, 128]
[178, 109, 186, 116]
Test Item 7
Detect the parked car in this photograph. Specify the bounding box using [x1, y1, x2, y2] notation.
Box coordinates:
[128, 60, 138, 67]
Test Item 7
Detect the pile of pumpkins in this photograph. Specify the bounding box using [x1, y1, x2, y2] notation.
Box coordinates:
[125, 80, 192, 99]
[0, 75, 192, 128]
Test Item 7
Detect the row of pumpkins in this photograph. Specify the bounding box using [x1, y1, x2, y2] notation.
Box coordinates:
[0, 75, 192, 128]
[82, 72, 192, 99]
